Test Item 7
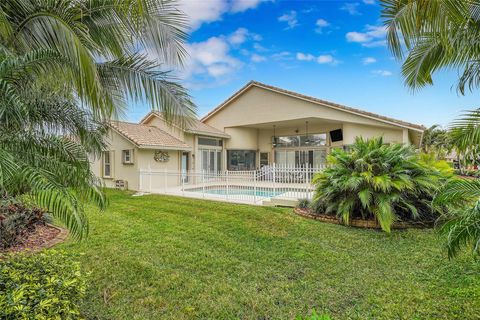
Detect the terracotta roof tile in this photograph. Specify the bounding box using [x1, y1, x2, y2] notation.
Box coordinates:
[110, 121, 191, 149]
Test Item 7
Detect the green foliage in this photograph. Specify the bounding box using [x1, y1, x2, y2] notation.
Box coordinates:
[381, 0, 480, 94]
[296, 310, 332, 320]
[420, 125, 452, 159]
[0, 200, 46, 249]
[0, 0, 198, 239]
[0, 0, 196, 122]
[0, 250, 87, 319]
[312, 137, 450, 233]
[296, 198, 311, 209]
[434, 178, 480, 258]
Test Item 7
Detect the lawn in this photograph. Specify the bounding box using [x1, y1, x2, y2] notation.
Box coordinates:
[60, 189, 480, 319]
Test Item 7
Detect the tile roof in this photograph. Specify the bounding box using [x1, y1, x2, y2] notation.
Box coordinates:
[201, 81, 425, 131]
[110, 121, 191, 150]
[141, 112, 230, 138]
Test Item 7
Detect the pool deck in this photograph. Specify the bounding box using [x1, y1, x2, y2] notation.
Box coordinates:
[142, 181, 314, 206]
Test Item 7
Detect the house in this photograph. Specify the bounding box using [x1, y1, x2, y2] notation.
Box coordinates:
[92, 81, 425, 191]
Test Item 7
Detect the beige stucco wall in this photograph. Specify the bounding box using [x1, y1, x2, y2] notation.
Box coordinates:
[342, 123, 406, 145]
[204, 86, 405, 130]
[91, 129, 140, 190]
[204, 85, 420, 149]
[92, 128, 187, 191]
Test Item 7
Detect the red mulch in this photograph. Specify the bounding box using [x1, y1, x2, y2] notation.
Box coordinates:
[2, 224, 62, 253]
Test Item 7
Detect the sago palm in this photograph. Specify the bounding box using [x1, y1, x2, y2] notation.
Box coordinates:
[381, 0, 480, 94]
[312, 137, 450, 233]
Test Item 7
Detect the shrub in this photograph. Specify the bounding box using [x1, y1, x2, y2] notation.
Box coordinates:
[0, 199, 47, 249]
[312, 137, 452, 233]
[297, 198, 311, 209]
[0, 250, 87, 319]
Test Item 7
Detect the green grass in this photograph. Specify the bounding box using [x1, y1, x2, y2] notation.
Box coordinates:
[59, 190, 480, 319]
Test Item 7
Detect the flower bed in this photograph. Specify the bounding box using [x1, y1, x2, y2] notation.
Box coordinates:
[294, 208, 433, 230]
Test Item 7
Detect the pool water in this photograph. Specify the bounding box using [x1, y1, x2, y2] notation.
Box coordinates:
[185, 187, 285, 198]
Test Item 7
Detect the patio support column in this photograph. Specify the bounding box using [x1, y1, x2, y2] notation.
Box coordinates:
[402, 129, 410, 145]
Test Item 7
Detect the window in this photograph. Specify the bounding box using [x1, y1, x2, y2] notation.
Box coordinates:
[274, 133, 327, 148]
[227, 150, 256, 171]
[275, 149, 326, 168]
[122, 149, 133, 164]
[260, 152, 269, 167]
[198, 137, 223, 147]
[103, 151, 112, 178]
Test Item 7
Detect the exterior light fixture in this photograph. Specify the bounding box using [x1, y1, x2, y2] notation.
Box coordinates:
[272, 125, 277, 147]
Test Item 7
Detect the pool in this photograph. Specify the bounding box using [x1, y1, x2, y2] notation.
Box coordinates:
[184, 186, 285, 198]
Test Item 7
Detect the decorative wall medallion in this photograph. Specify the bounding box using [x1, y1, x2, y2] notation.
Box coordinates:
[154, 150, 169, 162]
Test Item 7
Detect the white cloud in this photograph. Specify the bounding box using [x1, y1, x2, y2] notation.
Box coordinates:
[296, 52, 316, 61]
[346, 31, 370, 42]
[231, 0, 263, 12]
[297, 52, 338, 65]
[228, 28, 249, 45]
[362, 57, 377, 65]
[372, 69, 392, 76]
[271, 51, 292, 60]
[363, 0, 375, 4]
[253, 43, 268, 52]
[315, 19, 330, 33]
[278, 11, 298, 29]
[317, 55, 335, 64]
[179, 0, 270, 30]
[341, 3, 361, 15]
[178, 0, 227, 30]
[251, 53, 266, 62]
[346, 25, 387, 47]
[252, 34, 263, 41]
[183, 37, 241, 79]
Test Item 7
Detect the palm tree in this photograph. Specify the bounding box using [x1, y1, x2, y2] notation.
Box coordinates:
[0, 49, 109, 238]
[434, 179, 480, 258]
[0, 0, 196, 238]
[381, 0, 480, 94]
[382, 0, 480, 258]
[311, 137, 449, 233]
[0, 0, 196, 123]
[421, 125, 452, 159]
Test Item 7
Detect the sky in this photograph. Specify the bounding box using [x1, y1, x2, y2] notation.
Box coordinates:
[127, 0, 480, 127]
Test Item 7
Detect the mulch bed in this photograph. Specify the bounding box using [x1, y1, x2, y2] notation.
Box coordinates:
[1, 224, 69, 254]
[294, 208, 433, 230]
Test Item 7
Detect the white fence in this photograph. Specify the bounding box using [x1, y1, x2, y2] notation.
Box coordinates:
[139, 164, 324, 205]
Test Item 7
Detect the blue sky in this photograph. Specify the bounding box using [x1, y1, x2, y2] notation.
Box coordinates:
[128, 0, 480, 127]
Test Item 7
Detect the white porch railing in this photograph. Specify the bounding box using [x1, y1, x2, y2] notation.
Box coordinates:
[139, 164, 324, 205]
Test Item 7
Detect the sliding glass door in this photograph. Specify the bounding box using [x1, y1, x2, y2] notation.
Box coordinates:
[275, 149, 326, 167]
[200, 149, 222, 173]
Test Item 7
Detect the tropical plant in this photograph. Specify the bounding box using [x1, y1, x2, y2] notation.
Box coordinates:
[434, 178, 480, 258]
[421, 125, 452, 159]
[382, 0, 480, 93]
[0, 0, 196, 238]
[311, 137, 451, 233]
[0, 250, 87, 319]
[0, 0, 196, 122]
